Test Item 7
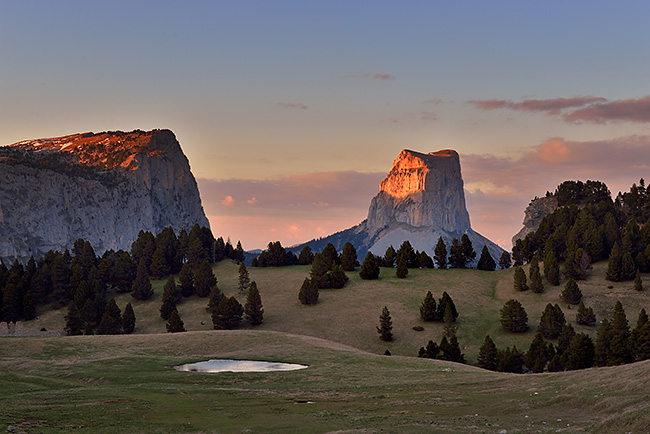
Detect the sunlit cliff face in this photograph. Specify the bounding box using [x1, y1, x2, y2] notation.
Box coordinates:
[379, 149, 458, 199]
[7, 130, 165, 171]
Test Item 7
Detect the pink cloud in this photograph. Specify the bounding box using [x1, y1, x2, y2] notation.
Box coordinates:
[468, 95, 650, 124]
[221, 195, 234, 206]
[563, 96, 650, 124]
[277, 102, 308, 110]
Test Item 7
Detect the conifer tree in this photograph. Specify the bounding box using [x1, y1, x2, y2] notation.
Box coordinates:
[298, 245, 314, 265]
[621, 252, 636, 281]
[340, 242, 358, 271]
[166, 307, 185, 333]
[212, 296, 243, 330]
[561, 278, 582, 305]
[122, 302, 136, 334]
[606, 242, 623, 282]
[434, 237, 447, 269]
[159, 277, 180, 320]
[437, 291, 458, 322]
[441, 334, 465, 363]
[563, 333, 595, 370]
[419, 291, 437, 322]
[97, 299, 122, 335]
[131, 259, 153, 301]
[498, 251, 512, 269]
[443, 304, 457, 338]
[634, 316, 650, 361]
[244, 281, 264, 326]
[497, 346, 524, 373]
[525, 332, 549, 373]
[594, 318, 612, 367]
[576, 301, 596, 326]
[537, 303, 566, 339]
[64, 303, 84, 336]
[207, 285, 225, 314]
[178, 262, 195, 297]
[513, 266, 528, 291]
[329, 264, 348, 288]
[359, 252, 380, 280]
[396, 240, 418, 268]
[424, 340, 440, 359]
[556, 323, 576, 359]
[396, 257, 408, 278]
[377, 306, 393, 342]
[476, 246, 496, 271]
[417, 251, 434, 268]
[321, 243, 339, 269]
[310, 253, 331, 289]
[544, 249, 560, 286]
[22, 290, 36, 321]
[477, 335, 498, 371]
[383, 245, 397, 268]
[461, 234, 476, 267]
[529, 257, 544, 293]
[298, 278, 319, 305]
[608, 301, 633, 365]
[500, 299, 528, 333]
[634, 270, 643, 291]
[149, 246, 170, 279]
[194, 259, 217, 297]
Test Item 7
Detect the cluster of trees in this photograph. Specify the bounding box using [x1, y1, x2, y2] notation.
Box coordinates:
[299, 243, 356, 304]
[417, 334, 465, 363]
[419, 291, 458, 324]
[514, 179, 650, 287]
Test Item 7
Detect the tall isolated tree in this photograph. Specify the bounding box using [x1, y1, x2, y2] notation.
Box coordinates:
[419, 291, 437, 322]
[500, 299, 528, 333]
[298, 278, 319, 305]
[244, 281, 264, 326]
[434, 237, 447, 269]
[237, 262, 250, 295]
[377, 306, 393, 342]
[606, 242, 623, 282]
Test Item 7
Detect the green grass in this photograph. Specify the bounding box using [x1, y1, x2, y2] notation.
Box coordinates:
[8, 260, 650, 432]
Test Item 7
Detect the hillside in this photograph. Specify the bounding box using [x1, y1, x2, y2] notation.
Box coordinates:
[29, 259, 650, 363]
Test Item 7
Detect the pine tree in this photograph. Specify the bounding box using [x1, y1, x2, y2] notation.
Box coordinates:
[525, 332, 549, 373]
[377, 306, 393, 342]
[396, 257, 408, 278]
[149, 246, 170, 279]
[166, 307, 185, 333]
[576, 301, 596, 326]
[594, 318, 612, 367]
[621, 252, 636, 281]
[476, 246, 496, 271]
[194, 260, 217, 297]
[212, 296, 243, 330]
[321, 243, 339, 269]
[434, 237, 447, 269]
[310, 253, 331, 289]
[396, 240, 418, 268]
[437, 291, 458, 322]
[537, 303, 565, 339]
[178, 262, 195, 297]
[131, 259, 153, 301]
[122, 302, 136, 334]
[244, 281, 264, 325]
[563, 333, 595, 370]
[561, 278, 582, 305]
[298, 278, 319, 305]
[383, 245, 397, 268]
[424, 340, 440, 359]
[340, 242, 358, 271]
[608, 301, 632, 365]
[513, 266, 528, 291]
[544, 249, 560, 286]
[497, 346, 524, 373]
[329, 264, 348, 288]
[419, 291, 437, 322]
[64, 303, 84, 336]
[461, 234, 476, 267]
[443, 304, 457, 338]
[498, 251, 512, 269]
[97, 299, 122, 335]
[634, 270, 643, 291]
[22, 290, 36, 321]
[529, 257, 544, 293]
[298, 245, 314, 265]
[417, 251, 434, 268]
[207, 285, 225, 314]
[477, 335, 498, 371]
[606, 242, 623, 282]
[159, 277, 180, 320]
[635, 321, 650, 361]
[237, 262, 250, 295]
[500, 299, 528, 333]
[441, 334, 465, 363]
[556, 323, 576, 358]
[359, 252, 380, 280]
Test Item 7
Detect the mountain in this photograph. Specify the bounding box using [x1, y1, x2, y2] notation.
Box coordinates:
[0, 129, 209, 262]
[291, 149, 504, 265]
[512, 195, 559, 246]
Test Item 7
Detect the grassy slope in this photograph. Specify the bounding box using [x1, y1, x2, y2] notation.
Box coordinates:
[30, 260, 650, 363]
[6, 260, 650, 432]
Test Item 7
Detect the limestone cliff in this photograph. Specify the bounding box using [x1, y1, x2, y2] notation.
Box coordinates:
[292, 149, 504, 266]
[0, 129, 209, 262]
[512, 196, 558, 246]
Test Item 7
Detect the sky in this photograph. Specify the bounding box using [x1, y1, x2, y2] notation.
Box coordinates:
[2, 1, 650, 251]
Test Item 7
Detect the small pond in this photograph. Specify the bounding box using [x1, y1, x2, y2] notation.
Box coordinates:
[174, 359, 308, 373]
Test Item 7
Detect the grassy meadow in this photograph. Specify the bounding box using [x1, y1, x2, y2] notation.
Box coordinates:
[3, 260, 650, 432]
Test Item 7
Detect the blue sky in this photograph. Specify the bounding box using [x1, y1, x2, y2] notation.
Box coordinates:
[2, 1, 650, 249]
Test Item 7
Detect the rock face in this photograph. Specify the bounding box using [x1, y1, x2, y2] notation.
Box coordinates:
[292, 149, 504, 266]
[0, 129, 209, 262]
[512, 196, 558, 246]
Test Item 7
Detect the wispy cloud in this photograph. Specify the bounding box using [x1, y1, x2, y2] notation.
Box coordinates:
[220, 195, 235, 206]
[276, 102, 308, 110]
[467, 95, 650, 124]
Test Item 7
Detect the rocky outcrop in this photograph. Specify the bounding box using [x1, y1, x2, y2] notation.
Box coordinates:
[512, 196, 558, 246]
[0, 129, 209, 262]
[292, 149, 504, 266]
